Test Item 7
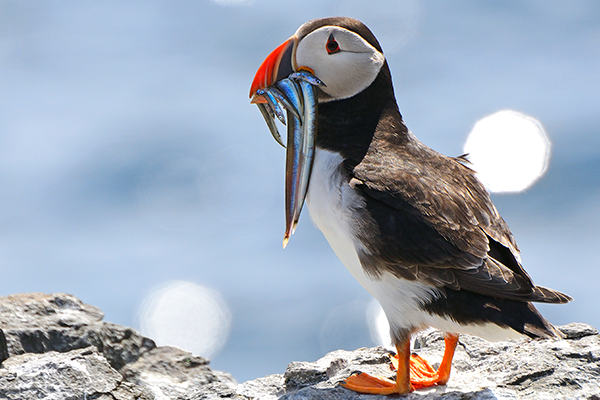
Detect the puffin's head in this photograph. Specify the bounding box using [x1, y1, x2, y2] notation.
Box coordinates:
[249, 18, 386, 248]
[250, 17, 386, 102]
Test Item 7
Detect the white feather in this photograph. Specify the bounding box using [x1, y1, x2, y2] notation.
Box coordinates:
[294, 25, 384, 101]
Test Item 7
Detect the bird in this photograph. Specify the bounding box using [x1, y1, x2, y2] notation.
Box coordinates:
[249, 17, 572, 395]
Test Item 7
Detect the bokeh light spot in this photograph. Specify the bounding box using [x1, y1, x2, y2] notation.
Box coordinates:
[367, 300, 393, 350]
[319, 300, 374, 354]
[138, 281, 231, 358]
[463, 110, 551, 193]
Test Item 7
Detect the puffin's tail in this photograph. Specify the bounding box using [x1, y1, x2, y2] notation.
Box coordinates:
[522, 285, 571, 339]
[522, 302, 565, 339]
[532, 285, 573, 304]
[423, 288, 569, 340]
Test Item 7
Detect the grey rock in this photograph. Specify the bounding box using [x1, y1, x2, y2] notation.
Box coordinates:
[0, 347, 153, 400]
[186, 323, 600, 400]
[558, 323, 599, 339]
[0, 293, 235, 399]
[0, 293, 155, 370]
[1, 293, 599, 400]
[183, 375, 285, 400]
[121, 345, 235, 399]
[0, 331, 8, 363]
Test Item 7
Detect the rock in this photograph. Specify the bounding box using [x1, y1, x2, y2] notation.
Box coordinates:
[0, 293, 234, 400]
[185, 323, 600, 400]
[0, 293, 155, 370]
[120, 346, 235, 399]
[0, 347, 153, 400]
[1, 293, 599, 399]
[557, 323, 599, 339]
[183, 374, 285, 400]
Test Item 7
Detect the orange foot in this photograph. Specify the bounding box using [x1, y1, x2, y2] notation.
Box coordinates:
[341, 372, 411, 395]
[390, 352, 448, 389]
[341, 333, 459, 395]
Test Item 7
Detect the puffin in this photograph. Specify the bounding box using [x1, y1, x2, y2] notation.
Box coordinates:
[249, 17, 572, 395]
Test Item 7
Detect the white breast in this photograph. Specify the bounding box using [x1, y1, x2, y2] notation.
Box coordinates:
[305, 149, 437, 331]
[305, 148, 524, 341]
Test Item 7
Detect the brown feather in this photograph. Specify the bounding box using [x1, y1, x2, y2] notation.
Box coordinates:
[348, 109, 570, 304]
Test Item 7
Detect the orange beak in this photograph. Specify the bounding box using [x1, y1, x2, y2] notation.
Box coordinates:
[249, 36, 298, 102]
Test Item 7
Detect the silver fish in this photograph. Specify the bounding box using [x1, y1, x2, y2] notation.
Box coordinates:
[256, 88, 286, 124]
[256, 102, 285, 148]
[276, 78, 304, 123]
[290, 71, 326, 87]
[254, 81, 304, 148]
[283, 75, 318, 248]
[268, 86, 301, 121]
[281, 79, 304, 247]
[253, 72, 321, 248]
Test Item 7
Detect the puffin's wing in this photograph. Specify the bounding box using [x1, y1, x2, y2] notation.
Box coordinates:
[350, 144, 570, 303]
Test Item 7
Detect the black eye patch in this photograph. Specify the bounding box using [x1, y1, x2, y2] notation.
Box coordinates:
[326, 34, 340, 54]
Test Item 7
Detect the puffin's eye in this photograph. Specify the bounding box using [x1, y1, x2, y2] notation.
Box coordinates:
[326, 35, 340, 54]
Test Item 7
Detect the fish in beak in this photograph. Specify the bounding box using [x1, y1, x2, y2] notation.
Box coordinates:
[250, 37, 324, 248]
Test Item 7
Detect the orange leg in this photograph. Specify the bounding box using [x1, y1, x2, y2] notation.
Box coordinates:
[407, 333, 459, 388]
[341, 333, 459, 395]
[341, 338, 413, 395]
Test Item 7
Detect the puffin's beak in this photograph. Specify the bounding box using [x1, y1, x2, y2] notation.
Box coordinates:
[249, 36, 297, 102]
[249, 35, 320, 249]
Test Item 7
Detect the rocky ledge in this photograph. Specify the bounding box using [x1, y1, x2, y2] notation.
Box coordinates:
[0, 293, 598, 400]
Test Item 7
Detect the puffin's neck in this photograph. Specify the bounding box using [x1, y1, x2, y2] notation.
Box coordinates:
[315, 63, 408, 166]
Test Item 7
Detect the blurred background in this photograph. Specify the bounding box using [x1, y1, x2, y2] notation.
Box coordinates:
[0, 0, 599, 383]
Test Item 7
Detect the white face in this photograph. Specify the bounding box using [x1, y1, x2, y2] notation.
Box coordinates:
[294, 25, 385, 102]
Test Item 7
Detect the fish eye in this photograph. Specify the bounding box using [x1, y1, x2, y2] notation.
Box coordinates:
[326, 35, 340, 54]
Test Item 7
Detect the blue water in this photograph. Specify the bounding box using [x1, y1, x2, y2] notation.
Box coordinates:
[0, 0, 598, 382]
